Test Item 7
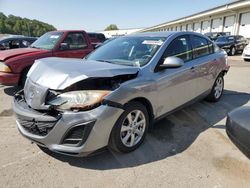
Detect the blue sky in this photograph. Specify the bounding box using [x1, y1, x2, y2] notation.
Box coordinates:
[0, 0, 234, 31]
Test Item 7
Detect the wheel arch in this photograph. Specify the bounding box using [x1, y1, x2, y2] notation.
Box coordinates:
[125, 97, 154, 124]
[19, 66, 31, 85]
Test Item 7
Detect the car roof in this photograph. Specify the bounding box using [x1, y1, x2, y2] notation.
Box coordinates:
[0, 36, 36, 41]
[128, 31, 205, 38]
[87, 32, 104, 35]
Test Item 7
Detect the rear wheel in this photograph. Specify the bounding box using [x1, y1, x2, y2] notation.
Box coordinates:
[109, 102, 149, 153]
[206, 74, 224, 102]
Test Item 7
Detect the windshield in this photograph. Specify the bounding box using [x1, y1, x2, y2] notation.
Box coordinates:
[30, 32, 63, 50]
[86, 36, 166, 67]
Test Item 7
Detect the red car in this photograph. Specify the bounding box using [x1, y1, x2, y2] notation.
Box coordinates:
[0, 30, 94, 86]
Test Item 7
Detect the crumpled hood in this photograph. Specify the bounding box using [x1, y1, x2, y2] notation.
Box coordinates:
[0, 48, 48, 61]
[27, 57, 139, 90]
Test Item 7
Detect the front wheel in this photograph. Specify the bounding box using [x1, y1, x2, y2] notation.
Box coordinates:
[205, 74, 224, 102]
[229, 46, 236, 56]
[109, 102, 149, 153]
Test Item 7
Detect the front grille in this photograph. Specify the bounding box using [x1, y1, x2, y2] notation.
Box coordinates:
[18, 118, 57, 136]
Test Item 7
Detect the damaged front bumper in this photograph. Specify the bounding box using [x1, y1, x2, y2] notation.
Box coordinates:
[13, 91, 124, 156]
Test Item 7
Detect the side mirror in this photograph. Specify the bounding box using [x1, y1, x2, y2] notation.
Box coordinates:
[60, 43, 69, 50]
[159, 56, 184, 70]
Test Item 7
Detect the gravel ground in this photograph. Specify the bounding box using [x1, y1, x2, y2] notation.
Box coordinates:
[0, 55, 250, 188]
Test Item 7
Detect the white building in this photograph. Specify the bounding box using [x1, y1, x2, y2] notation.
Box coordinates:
[140, 0, 250, 38]
[100, 28, 143, 38]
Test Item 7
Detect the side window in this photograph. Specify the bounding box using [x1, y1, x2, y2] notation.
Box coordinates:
[163, 36, 192, 62]
[63, 33, 87, 50]
[21, 40, 31, 47]
[9, 39, 20, 49]
[97, 34, 106, 42]
[192, 36, 210, 58]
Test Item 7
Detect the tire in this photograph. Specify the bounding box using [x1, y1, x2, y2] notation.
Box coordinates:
[229, 46, 236, 56]
[109, 101, 149, 153]
[20, 68, 30, 87]
[206, 74, 224, 102]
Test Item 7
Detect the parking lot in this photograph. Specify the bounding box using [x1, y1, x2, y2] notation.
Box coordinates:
[0, 55, 250, 188]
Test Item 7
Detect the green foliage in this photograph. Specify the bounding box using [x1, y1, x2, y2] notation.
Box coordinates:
[104, 24, 119, 31]
[0, 12, 56, 37]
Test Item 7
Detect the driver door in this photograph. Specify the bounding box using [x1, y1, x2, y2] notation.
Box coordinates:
[53, 32, 92, 58]
[153, 35, 198, 116]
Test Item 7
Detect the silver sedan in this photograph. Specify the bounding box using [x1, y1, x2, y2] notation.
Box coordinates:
[13, 32, 229, 156]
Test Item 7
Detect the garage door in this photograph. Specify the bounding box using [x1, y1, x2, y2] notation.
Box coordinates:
[182, 25, 186, 31]
[211, 18, 221, 32]
[239, 12, 250, 38]
[194, 22, 201, 33]
[187, 24, 193, 31]
[223, 15, 235, 34]
[201, 20, 210, 34]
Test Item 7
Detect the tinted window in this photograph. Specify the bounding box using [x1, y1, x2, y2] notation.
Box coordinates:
[20, 40, 30, 47]
[9, 39, 20, 49]
[97, 34, 106, 42]
[164, 36, 192, 62]
[192, 36, 209, 58]
[63, 33, 87, 50]
[88, 33, 96, 38]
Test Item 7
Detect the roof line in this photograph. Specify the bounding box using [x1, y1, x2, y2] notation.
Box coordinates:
[141, 0, 249, 32]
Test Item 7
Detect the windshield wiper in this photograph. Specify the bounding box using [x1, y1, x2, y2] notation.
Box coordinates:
[96, 59, 114, 64]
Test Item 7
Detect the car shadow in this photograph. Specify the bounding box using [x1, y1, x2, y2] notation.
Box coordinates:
[28, 90, 250, 169]
[3, 86, 22, 96]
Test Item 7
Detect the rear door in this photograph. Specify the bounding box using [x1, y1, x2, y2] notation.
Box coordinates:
[53, 32, 92, 58]
[190, 35, 216, 95]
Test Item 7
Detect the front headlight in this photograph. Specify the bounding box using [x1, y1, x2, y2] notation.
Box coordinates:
[0, 61, 12, 73]
[48, 90, 111, 111]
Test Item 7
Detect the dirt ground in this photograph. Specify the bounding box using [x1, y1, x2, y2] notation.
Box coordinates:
[0, 55, 250, 188]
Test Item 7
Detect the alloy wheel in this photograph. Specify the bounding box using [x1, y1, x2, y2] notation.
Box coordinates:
[120, 110, 146, 147]
[214, 77, 223, 99]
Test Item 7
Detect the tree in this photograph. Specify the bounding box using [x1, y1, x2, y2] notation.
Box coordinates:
[104, 24, 119, 31]
[0, 12, 56, 36]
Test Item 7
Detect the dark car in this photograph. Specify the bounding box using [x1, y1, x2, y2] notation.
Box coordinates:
[0, 36, 37, 50]
[87, 32, 106, 47]
[204, 32, 230, 41]
[215, 35, 248, 56]
[226, 106, 250, 158]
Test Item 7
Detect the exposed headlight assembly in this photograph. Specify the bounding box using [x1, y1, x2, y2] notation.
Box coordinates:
[0, 61, 12, 73]
[48, 90, 110, 111]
